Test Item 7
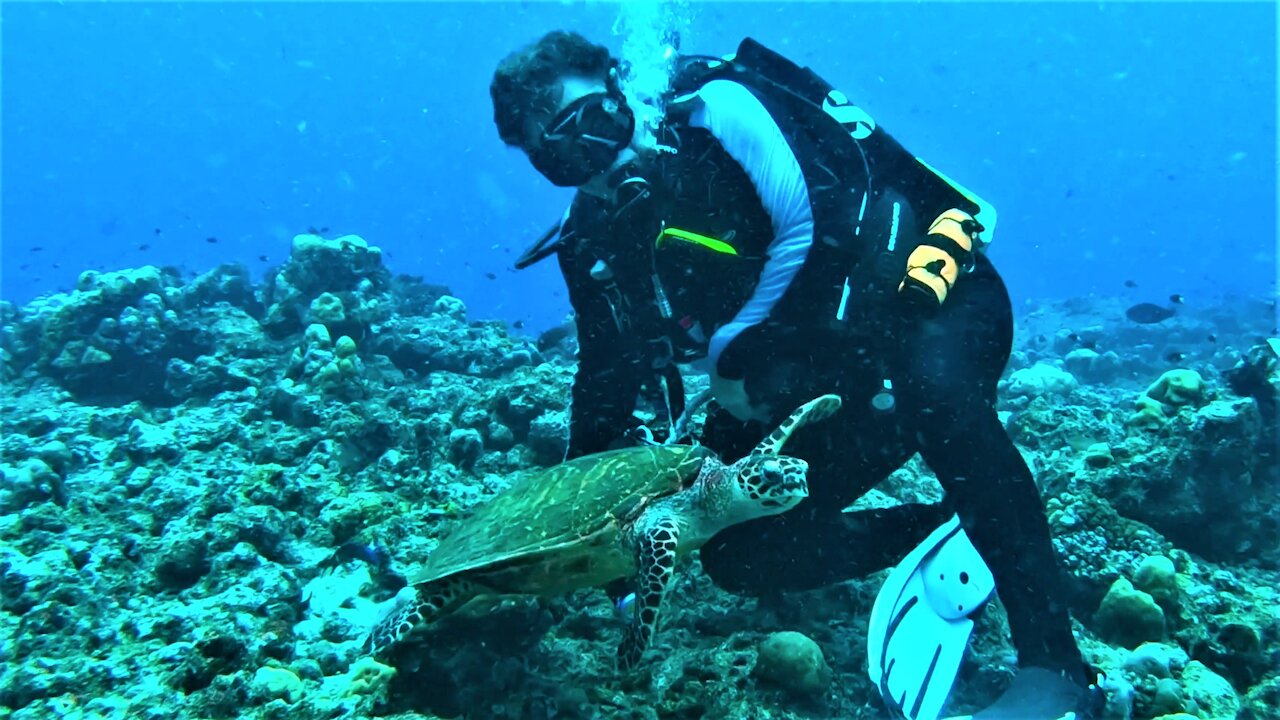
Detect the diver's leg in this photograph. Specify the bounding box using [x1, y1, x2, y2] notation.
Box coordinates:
[701, 501, 952, 595]
[899, 253, 1087, 682]
[701, 407, 932, 594]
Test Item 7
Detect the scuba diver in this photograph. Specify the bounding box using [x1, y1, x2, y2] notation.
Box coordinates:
[490, 30, 1097, 719]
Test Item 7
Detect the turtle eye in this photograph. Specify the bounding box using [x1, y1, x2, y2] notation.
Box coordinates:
[760, 459, 783, 484]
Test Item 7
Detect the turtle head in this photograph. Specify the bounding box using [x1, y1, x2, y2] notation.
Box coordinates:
[733, 453, 809, 514]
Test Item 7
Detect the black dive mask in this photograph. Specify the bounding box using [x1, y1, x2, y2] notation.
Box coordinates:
[530, 89, 636, 187]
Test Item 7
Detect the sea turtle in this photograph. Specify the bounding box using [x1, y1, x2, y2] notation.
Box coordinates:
[366, 393, 842, 668]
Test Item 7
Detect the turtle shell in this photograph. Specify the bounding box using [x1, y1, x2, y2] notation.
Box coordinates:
[412, 444, 713, 591]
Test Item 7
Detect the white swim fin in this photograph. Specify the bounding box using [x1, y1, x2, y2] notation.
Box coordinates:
[867, 514, 995, 720]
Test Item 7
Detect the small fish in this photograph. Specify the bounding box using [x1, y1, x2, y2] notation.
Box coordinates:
[614, 592, 637, 616]
[1207, 334, 1217, 343]
[485, 272, 497, 280]
[139, 244, 151, 251]
[30, 246, 43, 252]
[206, 236, 219, 244]
[1126, 303, 1176, 324]
[1169, 294, 1185, 305]
[318, 542, 391, 572]
[1165, 351, 1186, 362]
[305, 541, 405, 607]
[536, 323, 575, 352]
[154, 228, 162, 236]
[307, 226, 330, 235]
[1064, 333, 1097, 350]
[258, 254, 269, 262]
[1124, 280, 1138, 289]
[512, 320, 525, 330]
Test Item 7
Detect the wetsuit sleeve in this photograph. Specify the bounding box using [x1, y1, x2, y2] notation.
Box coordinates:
[556, 241, 644, 459]
[684, 79, 816, 385]
[900, 254, 1087, 683]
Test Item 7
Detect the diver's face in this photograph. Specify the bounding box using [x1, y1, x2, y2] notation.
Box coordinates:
[524, 75, 636, 188]
[524, 76, 606, 147]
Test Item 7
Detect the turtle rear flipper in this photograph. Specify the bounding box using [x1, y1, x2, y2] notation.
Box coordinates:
[366, 577, 477, 655]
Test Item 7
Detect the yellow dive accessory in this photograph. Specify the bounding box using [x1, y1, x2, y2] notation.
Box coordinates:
[915, 157, 998, 245]
[655, 226, 739, 256]
[898, 208, 983, 308]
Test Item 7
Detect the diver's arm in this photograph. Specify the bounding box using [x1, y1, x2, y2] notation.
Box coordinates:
[679, 79, 818, 412]
[680, 80, 819, 417]
[557, 246, 644, 459]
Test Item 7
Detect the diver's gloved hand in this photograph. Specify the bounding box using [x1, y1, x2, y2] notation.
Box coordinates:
[959, 667, 1098, 720]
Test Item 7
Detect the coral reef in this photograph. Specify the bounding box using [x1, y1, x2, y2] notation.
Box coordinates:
[0, 240, 1276, 720]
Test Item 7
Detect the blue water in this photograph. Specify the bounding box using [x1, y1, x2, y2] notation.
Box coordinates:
[3, 2, 1276, 333]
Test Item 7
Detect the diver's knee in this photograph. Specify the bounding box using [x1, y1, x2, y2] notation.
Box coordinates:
[699, 540, 766, 595]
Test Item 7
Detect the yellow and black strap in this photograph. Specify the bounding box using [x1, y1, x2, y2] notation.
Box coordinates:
[898, 209, 984, 307]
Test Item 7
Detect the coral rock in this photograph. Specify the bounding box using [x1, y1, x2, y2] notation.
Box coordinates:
[252, 666, 304, 704]
[1127, 395, 1167, 429]
[1094, 577, 1165, 648]
[1003, 362, 1079, 400]
[1145, 369, 1204, 408]
[753, 631, 832, 697]
[1181, 660, 1239, 719]
[1132, 555, 1179, 610]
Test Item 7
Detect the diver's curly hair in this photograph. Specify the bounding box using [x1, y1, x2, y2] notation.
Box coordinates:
[490, 30, 614, 148]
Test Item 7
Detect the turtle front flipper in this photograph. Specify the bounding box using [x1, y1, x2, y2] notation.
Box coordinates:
[619, 516, 681, 670]
[366, 577, 476, 655]
[752, 393, 843, 455]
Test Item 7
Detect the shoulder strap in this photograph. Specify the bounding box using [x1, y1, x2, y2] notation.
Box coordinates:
[514, 218, 567, 270]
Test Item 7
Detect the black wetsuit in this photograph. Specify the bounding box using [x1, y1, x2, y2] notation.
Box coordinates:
[697, 252, 1082, 676]
[548, 45, 1086, 685]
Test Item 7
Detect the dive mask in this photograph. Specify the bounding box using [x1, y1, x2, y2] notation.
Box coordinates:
[530, 89, 636, 187]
